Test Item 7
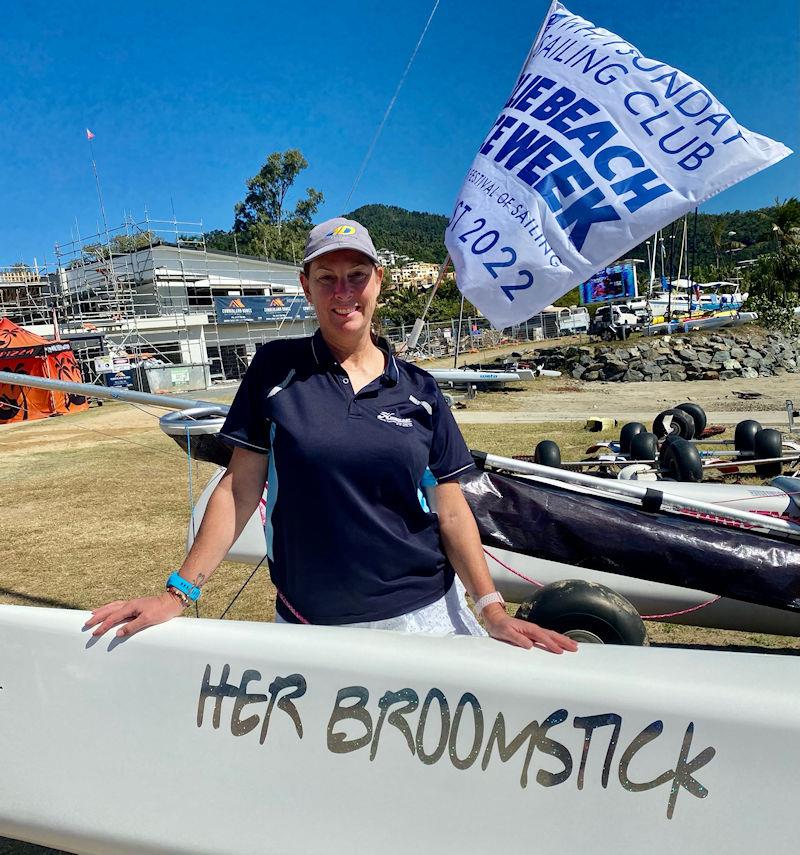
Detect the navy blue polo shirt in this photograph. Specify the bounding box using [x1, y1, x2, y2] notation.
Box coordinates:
[219, 329, 475, 625]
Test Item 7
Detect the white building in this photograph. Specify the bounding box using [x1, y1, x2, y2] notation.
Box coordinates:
[32, 239, 313, 383]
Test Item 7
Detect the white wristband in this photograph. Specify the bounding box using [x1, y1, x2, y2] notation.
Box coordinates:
[474, 591, 506, 615]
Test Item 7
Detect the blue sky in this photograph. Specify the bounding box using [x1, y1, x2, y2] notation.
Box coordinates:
[1, 0, 797, 266]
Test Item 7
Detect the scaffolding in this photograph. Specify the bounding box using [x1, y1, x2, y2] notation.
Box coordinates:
[48, 212, 313, 383]
[0, 262, 56, 328]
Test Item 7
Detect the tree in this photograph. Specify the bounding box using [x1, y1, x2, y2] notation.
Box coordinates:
[763, 196, 800, 252]
[82, 231, 154, 262]
[232, 149, 323, 262]
[755, 197, 800, 300]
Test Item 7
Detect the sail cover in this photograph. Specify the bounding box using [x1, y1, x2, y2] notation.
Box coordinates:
[461, 468, 800, 613]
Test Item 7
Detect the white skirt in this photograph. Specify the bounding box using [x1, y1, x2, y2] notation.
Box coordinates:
[275, 577, 487, 637]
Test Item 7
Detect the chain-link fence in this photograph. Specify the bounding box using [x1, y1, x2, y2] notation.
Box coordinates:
[380, 306, 589, 360]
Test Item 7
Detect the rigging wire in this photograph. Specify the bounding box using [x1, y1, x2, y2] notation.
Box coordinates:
[341, 0, 441, 213]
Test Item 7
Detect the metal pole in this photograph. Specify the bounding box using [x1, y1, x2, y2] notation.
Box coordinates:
[453, 293, 465, 368]
[404, 256, 451, 351]
[0, 370, 218, 411]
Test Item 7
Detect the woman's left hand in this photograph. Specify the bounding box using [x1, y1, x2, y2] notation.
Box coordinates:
[482, 606, 578, 653]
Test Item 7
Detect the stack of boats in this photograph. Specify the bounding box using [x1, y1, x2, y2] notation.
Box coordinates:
[637, 280, 757, 333]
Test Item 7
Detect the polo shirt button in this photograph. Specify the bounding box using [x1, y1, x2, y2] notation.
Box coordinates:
[342, 377, 349, 384]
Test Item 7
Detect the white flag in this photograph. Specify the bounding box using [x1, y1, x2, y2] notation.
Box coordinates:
[445, 1, 792, 328]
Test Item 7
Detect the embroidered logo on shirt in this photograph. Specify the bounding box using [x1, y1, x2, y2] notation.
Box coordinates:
[377, 411, 413, 428]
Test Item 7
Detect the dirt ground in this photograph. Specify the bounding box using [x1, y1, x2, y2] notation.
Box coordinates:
[420, 342, 800, 426]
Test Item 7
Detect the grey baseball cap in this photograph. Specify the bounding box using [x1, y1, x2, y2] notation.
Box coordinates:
[303, 217, 379, 266]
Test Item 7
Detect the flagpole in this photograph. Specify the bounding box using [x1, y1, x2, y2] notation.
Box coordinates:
[85, 130, 119, 309]
[404, 1, 558, 352]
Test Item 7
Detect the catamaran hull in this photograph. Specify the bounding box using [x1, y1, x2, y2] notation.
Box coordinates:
[191, 470, 800, 636]
[0, 604, 797, 855]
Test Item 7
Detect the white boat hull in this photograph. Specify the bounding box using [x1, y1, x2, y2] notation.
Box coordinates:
[1, 604, 798, 855]
[192, 470, 800, 637]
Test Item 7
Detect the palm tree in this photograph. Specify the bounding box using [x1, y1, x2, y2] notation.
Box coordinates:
[761, 198, 800, 299]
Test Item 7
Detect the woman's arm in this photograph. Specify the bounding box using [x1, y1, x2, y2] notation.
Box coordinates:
[84, 446, 269, 639]
[435, 481, 577, 654]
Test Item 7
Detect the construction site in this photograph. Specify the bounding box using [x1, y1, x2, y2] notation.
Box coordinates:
[0, 213, 315, 392]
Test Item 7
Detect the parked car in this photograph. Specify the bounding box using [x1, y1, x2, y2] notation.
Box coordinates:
[589, 303, 640, 341]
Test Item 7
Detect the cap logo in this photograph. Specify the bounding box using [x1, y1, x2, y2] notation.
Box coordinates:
[328, 225, 356, 236]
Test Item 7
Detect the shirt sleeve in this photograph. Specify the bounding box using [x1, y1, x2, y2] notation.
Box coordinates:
[428, 387, 475, 482]
[219, 351, 271, 454]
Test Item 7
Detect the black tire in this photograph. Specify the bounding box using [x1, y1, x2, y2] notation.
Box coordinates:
[660, 437, 703, 482]
[734, 419, 762, 453]
[753, 428, 784, 478]
[515, 580, 647, 646]
[629, 431, 658, 461]
[676, 402, 707, 436]
[619, 422, 646, 456]
[600, 328, 615, 342]
[652, 408, 695, 440]
[534, 439, 562, 468]
[658, 433, 681, 466]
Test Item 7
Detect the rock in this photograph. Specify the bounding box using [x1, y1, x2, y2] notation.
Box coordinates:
[718, 370, 738, 380]
[583, 370, 601, 381]
[730, 347, 747, 359]
[668, 369, 687, 381]
[740, 366, 759, 379]
[624, 369, 645, 381]
[702, 370, 720, 380]
[571, 365, 586, 379]
[711, 350, 731, 363]
[722, 359, 742, 370]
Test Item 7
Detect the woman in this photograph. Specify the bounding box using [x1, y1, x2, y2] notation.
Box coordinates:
[86, 218, 576, 654]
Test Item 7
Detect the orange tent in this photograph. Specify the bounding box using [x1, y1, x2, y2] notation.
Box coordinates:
[0, 317, 89, 423]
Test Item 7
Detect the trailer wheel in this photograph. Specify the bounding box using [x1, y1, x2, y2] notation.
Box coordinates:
[534, 439, 562, 468]
[753, 428, 784, 478]
[676, 402, 707, 436]
[619, 422, 646, 455]
[515, 580, 648, 646]
[653, 408, 695, 440]
[660, 437, 703, 482]
[629, 431, 658, 461]
[734, 419, 762, 453]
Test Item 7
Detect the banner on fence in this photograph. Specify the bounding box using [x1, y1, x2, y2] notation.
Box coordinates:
[214, 296, 315, 324]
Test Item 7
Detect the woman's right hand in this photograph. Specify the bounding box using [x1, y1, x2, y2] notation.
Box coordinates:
[83, 592, 186, 639]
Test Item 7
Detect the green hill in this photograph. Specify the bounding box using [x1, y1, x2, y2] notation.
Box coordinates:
[343, 204, 449, 264]
[343, 202, 783, 275]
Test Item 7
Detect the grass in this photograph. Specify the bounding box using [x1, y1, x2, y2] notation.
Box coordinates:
[1, 404, 794, 647]
[1, 400, 798, 854]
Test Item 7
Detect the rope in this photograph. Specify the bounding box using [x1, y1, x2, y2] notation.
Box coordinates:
[483, 547, 544, 588]
[482, 547, 721, 622]
[276, 589, 311, 625]
[342, 0, 441, 212]
[640, 596, 721, 621]
[184, 429, 199, 618]
[218, 555, 267, 620]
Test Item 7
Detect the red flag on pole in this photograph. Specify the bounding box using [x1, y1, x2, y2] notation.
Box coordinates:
[85, 128, 95, 140]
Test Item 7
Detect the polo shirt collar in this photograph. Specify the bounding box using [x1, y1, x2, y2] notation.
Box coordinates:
[311, 328, 399, 386]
